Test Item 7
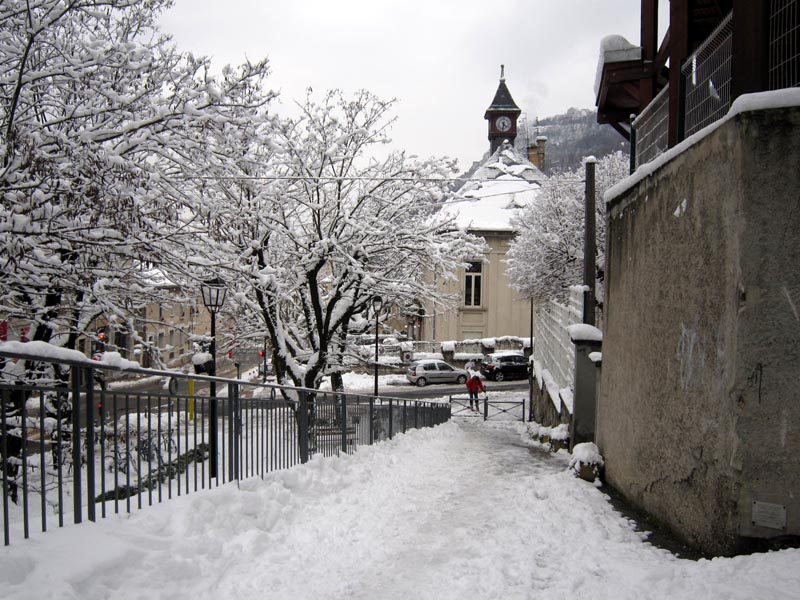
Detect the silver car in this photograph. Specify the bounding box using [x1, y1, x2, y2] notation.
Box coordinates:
[406, 359, 469, 387]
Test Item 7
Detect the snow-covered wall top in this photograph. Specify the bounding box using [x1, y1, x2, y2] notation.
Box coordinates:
[567, 323, 603, 343]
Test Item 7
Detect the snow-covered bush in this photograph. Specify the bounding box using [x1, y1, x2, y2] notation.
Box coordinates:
[569, 442, 604, 483]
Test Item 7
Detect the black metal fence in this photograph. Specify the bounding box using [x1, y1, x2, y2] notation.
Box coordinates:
[0, 346, 450, 546]
[449, 394, 525, 422]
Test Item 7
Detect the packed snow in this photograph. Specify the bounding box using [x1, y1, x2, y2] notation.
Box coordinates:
[2, 391, 798, 599]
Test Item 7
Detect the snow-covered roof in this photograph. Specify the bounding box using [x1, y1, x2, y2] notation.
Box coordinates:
[594, 34, 642, 96]
[486, 350, 525, 358]
[139, 266, 177, 288]
[442, 142, 544, 233]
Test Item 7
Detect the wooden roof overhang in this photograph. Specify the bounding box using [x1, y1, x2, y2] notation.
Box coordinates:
[596, 57, 655, 140]
[596, 0, 736, 145]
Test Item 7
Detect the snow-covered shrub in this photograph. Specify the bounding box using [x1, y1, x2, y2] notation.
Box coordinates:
[569, 442, 604, 482]
[549, 423, 570, 452]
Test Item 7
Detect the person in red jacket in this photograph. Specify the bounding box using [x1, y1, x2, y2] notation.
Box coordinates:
[465, 373, 486, 411]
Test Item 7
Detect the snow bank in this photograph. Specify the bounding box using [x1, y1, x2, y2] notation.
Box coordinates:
[550, 423, 570, 441]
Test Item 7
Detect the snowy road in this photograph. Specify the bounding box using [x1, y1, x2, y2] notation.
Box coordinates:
[2, 418, 799, 599]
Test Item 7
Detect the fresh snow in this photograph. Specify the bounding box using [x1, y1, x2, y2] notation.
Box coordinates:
[567, 323, 603, 343]
[559, 387, 574, 413]
[594, 34, 642, 96]
[2, 400, 799, 599]
[571, 441, 604, 468]
[319, 371, 408, 391]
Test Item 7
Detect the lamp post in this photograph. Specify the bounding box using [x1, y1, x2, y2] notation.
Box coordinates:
[201, 277, 227, 479]
[372, 295, 382, 397]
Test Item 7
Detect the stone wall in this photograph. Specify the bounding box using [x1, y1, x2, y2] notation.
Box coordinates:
[599, 103, 800, 555]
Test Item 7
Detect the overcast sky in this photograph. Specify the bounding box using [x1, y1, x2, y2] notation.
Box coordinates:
[160, 1, 667, 171]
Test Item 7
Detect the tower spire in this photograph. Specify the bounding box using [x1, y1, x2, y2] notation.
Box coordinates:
[484, 68, 521, 154]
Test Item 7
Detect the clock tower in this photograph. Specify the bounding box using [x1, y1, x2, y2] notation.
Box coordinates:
[484, 65, 522, 154]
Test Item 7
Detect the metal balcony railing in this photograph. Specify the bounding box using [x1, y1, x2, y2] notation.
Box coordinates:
[770, 0, 800, 89]
[632, 2, 798, 169]
[682, 12, 734, 138]
[632, 83, 670, 169]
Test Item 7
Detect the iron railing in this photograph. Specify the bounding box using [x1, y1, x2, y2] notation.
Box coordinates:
[449, 395, 525, 421]
[681, 12, 734, 137]
[0, 346, 450, 546]
[769, 0, 799, 89]
[632, 84, 670, 169]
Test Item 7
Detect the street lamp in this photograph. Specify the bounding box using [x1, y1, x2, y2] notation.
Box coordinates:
[372, 295, 382, 397]
[201, 276, 227, 479]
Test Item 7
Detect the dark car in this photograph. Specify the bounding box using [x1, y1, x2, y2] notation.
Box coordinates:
[479, 353, 529, 381]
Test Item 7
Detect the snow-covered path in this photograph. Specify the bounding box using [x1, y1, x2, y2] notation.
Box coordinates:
[237, 420, 567, 600]
[2, 419, 799, 599]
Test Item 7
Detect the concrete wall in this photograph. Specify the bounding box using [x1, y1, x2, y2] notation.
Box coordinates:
[529, 378, 570, 427]
[599, 104, 800, 556]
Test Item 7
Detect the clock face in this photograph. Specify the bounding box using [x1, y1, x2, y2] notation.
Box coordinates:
[496, 116, 512, 132]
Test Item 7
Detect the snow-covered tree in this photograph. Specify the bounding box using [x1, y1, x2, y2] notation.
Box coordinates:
[0, 0, 273, 361]
[202, 89, 485, 390]
[506, 151, 629, 304]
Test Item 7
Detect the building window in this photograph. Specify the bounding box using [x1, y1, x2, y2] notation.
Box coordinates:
[464, 261, 482, 307]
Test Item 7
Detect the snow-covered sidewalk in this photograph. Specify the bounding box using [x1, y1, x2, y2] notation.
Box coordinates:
[2, 419, 799, 599]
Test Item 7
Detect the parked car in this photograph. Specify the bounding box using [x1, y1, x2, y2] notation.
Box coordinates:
[479, 352, 529, 381]
[406, 359, 469, 387]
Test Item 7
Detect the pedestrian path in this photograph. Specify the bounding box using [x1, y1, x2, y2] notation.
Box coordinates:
[3, 419, 799, 600]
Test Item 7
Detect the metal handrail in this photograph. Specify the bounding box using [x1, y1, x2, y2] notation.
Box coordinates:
[0, 345, 450, 546]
